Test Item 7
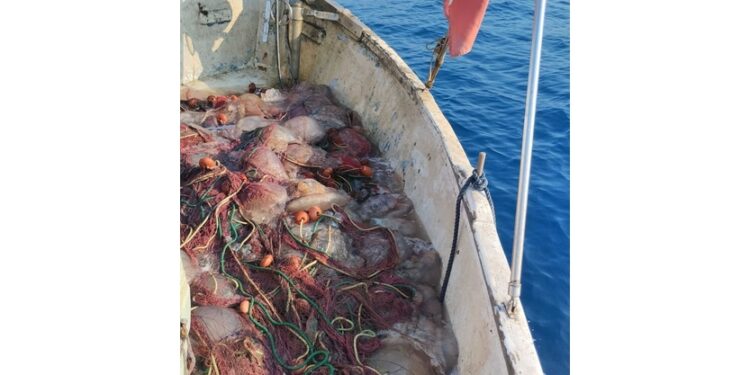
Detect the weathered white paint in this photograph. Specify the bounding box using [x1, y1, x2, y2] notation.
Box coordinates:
[181, 0, 277, 84]
[180, 1, 544, 374]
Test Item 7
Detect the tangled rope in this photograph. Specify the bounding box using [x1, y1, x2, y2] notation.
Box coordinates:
[181, 83, 436, 374]
[186, 192, 410, 374]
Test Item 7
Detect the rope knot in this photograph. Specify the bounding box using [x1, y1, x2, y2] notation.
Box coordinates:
[470, 169, 489, 190]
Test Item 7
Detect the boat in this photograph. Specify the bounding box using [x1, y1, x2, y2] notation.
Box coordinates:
[180, 0, 544, 374]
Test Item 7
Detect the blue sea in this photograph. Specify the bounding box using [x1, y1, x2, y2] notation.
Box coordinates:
[336, 1, 570, 374]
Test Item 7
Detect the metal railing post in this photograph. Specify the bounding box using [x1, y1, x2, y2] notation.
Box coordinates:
[508, 0, 547, 315]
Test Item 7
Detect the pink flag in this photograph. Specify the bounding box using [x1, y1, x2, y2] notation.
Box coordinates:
[444, 0, 490, 56]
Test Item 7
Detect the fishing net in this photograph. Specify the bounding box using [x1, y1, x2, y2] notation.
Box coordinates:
[181, 82, 456, 375]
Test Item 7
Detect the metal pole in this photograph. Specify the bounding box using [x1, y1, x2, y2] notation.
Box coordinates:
[508, 0, 547, 315]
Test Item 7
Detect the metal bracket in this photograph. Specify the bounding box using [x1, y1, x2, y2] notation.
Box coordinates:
[506, 298, 519, 317]
[302, 23, 326, 44]
[506, 281, 522, 317]
[303, 8, 339, 21]
[198, 4, 232, 26]
[425, 35, 448, 89]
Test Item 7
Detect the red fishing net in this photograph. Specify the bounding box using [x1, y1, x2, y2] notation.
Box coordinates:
[181, 82, 449, 375]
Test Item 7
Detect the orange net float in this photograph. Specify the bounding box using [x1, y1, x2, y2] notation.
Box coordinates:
[238, 300, 250, 314]
[307, 206, 322, 221]
[321, 167, 333, 178]
[187, 98, 199, 110]
[207, 95, 228, 108]
[199, 157, 217, 170]
[293, 211, 309, 225]
[216, 113, 229, 125]
[287, 255, 302, 270]
[260, 254, 274, 268]
[359, 165, 373, 178]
